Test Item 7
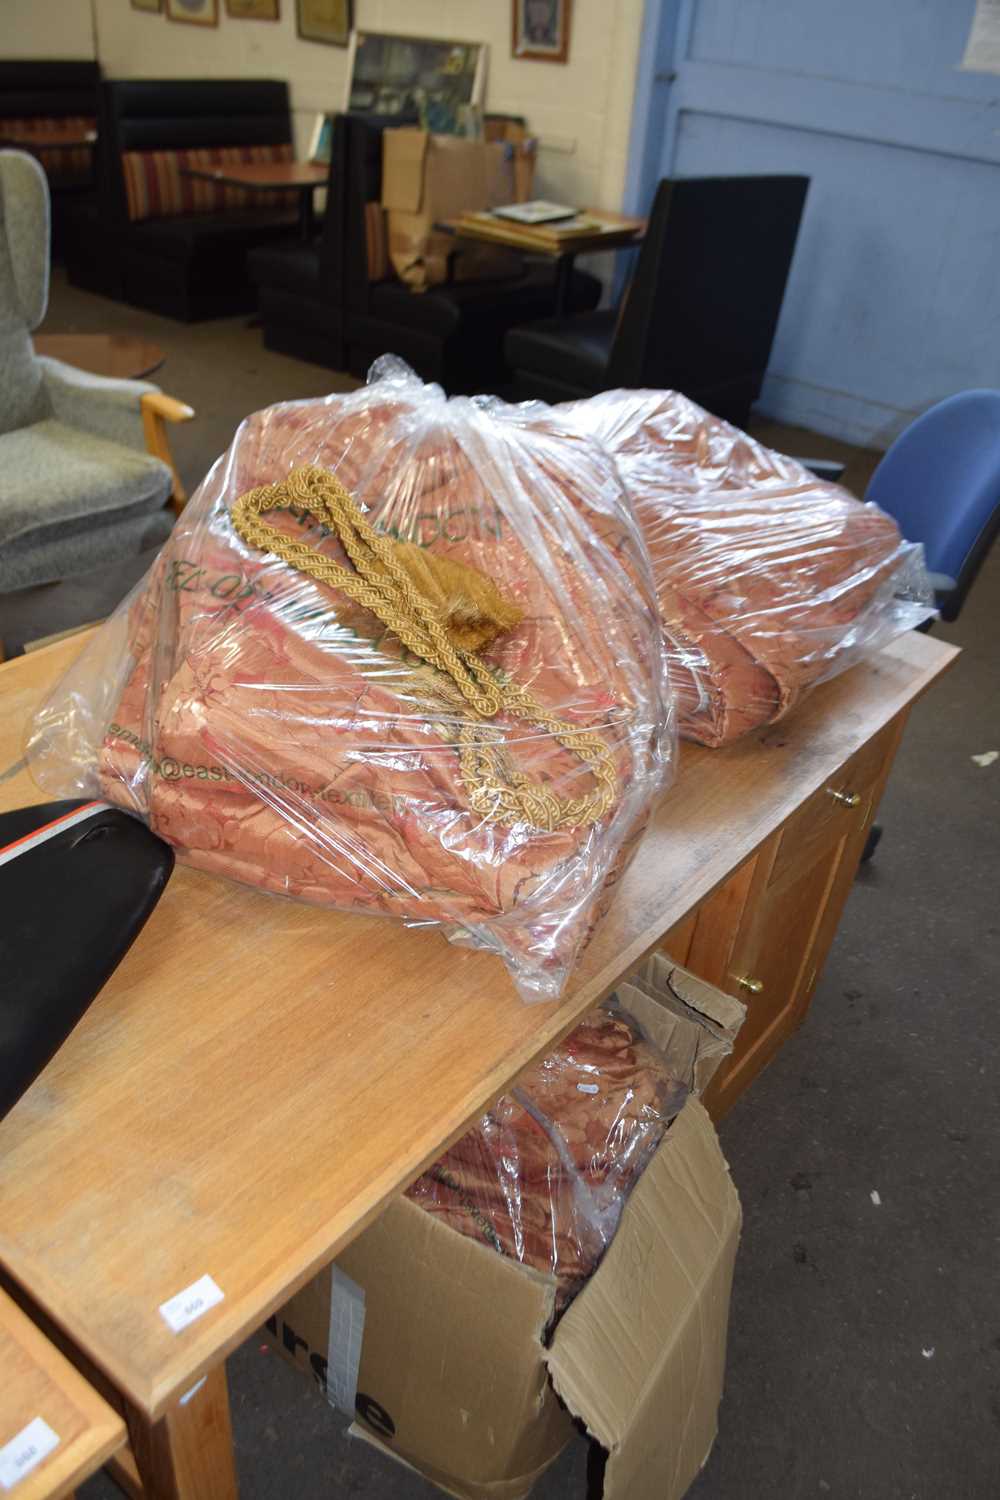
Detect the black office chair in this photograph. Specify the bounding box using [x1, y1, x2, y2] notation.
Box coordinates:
[506, 174, 809, 429]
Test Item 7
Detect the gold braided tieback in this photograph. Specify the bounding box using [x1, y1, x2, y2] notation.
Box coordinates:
[230, 465, 618, 832]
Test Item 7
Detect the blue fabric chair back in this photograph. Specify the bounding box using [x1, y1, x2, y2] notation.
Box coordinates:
[865, 390, 1000, 621]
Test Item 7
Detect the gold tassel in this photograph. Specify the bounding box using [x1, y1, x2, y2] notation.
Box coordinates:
[390, 541, 522, 652]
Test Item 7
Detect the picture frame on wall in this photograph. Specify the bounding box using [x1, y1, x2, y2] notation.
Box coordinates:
[131, 0, 163, 12]
[225, 0, 279, 17]
[165, 0, 218, 23]
[296, 0, 351, 48]
[512, 0, 572, 64]
[344, 31, 487, 129]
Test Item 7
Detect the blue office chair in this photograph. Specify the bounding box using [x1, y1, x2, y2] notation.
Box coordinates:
[865, 390, 1000, 623]
[859, 390, 1000, 864]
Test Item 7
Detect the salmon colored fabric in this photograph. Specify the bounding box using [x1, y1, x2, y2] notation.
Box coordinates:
[406, 1003, 689, 1308]
[28, 361, 672, 1000]
[558, 389, 934, 747]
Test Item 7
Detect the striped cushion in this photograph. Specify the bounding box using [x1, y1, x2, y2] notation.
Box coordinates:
[121, 144, 296, 223]
[364, 200, 389, 283]
[0, 116, 95, 183]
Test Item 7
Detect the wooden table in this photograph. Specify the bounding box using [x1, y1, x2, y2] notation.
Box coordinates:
[0, 126, 96, 152]
[0, 630, 955, 1497]
[442, 210, 645, 315]
[0, 1287, 123, 1500]
[179, 161, 328, 241]
[33, 334, 165, 382]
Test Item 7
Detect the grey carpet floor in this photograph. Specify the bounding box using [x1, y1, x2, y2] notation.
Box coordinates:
[15, 275, 998, 1500]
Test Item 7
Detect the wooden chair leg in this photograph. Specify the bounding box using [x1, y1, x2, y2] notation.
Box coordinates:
[124, 1365, 238, 1500]
[141, 392, 195, 513]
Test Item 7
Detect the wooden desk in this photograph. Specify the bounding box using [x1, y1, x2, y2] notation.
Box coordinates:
[33, 334, 165, 382]
[179, 161, 327, 241]
[443, 210, 645, 315]
[0, 630, 955, 1498]
[0, 1287, 123, 1500]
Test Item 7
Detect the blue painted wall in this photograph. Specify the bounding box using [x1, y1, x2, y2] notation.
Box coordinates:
[626, 0, 1000, 448]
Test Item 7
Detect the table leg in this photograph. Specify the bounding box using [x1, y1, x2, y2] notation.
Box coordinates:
[553, 253, 575, 318]
[124, 1365, 238, 1500]
[300, 189, 315, 242]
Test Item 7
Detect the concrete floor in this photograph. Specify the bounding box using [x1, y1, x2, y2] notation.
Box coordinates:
[11, 276, 998, 1500]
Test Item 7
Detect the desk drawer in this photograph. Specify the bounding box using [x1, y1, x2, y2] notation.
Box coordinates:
[771, 718, 898, 884]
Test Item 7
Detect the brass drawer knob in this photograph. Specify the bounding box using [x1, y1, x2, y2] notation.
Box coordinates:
[736, 974, 763, 994]
[827, 788, 861, 807]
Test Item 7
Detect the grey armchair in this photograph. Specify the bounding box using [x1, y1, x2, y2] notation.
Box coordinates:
[0, 149, 192, 593]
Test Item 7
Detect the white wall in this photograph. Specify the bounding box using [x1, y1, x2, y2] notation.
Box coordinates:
[2, 0, 95, 59]
[43, 0, 642, 208]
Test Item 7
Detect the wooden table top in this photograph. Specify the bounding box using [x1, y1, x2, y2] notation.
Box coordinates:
[445, 209, 645, 257]
[0, 127, 96, 150]
[33, 334, 165, 382]
[178, 161, 328, 190]
[0, 630, 956, 1418]
[0, 1287, 123, 1500]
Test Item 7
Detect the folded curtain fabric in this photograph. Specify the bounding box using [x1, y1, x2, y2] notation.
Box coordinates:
[28, 360, 673, 1000]
[405, 1002, 689, 1309]
[557, 389, 934, 747]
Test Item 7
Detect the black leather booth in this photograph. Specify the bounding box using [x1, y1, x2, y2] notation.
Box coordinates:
[0, 60, 100, 255]
[67, 78, 299, 321]
[250, 112, 602, 393]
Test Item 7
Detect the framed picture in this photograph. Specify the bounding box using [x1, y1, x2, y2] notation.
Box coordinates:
[306, 112, 334, 165]
[165, 0, 218, 23]
[131, 0, 163, 11]
[512, 0, 572, 64]
[225, 0, 279, 16]
[296, 0, 351, 48]
[344, 31, 487, 131]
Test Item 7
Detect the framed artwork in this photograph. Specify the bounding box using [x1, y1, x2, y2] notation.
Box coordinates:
[296, 0, 351, 48]
[165, 0, 218, 23]
[512, 0, 572, 64]
[131, 0, 163, 11]
[344, 31, 487, 130]
[226, 0, 279, 16]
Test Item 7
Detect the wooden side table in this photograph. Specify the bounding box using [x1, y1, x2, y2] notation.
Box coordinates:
[0, 1287, 124, 1500]
[33, 334, 165, 382]
[179, 161, 329, 241]
[442, 210, 645, 315]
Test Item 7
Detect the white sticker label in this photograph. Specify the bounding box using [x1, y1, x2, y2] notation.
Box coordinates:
[577, 1082, 599, 1094]
[0, 1417, 60, 1491]
[159, 1275, 224, 1334]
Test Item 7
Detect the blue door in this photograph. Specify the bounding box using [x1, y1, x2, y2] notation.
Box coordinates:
[626, 0, 1000, 447]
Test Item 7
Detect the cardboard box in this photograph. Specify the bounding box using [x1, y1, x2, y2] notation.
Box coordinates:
[265, 962, 743, 1500]
[381, 127, 536, 290]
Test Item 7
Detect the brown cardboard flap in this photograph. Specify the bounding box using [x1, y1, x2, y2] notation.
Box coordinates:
[544, 1100, 741, 1500]
[618, 958, 746, 1097]
[338, 1195, 571, 1496]
[629, 954, 746, 1039]
[348, 1422, 568, 1500]
[382, 127, 429, 212]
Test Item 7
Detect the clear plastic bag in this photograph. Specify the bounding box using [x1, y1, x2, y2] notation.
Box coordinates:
[557, 389, 935, 747]
[405, 999, 695, 1310]
[26, 360, 673, 999]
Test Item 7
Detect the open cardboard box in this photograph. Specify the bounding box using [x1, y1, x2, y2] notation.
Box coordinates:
[264, 958, 744, 1500]
[381, 126, 536, 289]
